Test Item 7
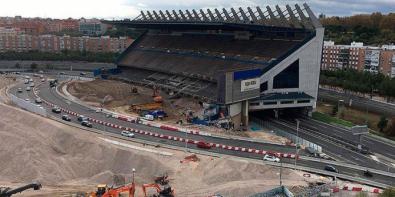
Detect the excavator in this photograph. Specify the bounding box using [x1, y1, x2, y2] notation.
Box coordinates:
[90, 182, 135, 197]
[141, 183, 174, 197]
[0, 182, 42, 197]
[142, 173, 174, 197]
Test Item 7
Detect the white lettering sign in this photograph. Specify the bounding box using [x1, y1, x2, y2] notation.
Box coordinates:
[241, 78, 260, 92]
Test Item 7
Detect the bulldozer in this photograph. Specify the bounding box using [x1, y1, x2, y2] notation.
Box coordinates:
[0, 182, 41, 197]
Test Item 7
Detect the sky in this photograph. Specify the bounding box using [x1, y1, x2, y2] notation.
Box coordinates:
[0, 0, 394, 19]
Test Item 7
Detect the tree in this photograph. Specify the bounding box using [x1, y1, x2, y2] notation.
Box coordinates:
[380, 187, 395, 197]
[30, 63, 38, 70]
[332, 104, 338, 116]
[386, 118, 395, 137]
[377, 116, 388, 132]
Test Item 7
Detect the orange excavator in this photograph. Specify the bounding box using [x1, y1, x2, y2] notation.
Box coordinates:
[90, 182, 135, 197]
[142, 183, 174, 197]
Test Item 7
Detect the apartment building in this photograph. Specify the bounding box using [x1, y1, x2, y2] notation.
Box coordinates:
[321, 41, 395, 77]
[0, 28, 133, 53]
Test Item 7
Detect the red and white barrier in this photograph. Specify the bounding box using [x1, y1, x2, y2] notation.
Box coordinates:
[34, 88, 297, 159]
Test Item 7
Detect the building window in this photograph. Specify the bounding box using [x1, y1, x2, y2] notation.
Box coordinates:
[297, 100, 310, 104]
[273, 59, 299, 89]
[280, 100, 294, 104]
[263, 101, 277, 105]
[250, 102, 260, 106]
[260, 81, 268, 92]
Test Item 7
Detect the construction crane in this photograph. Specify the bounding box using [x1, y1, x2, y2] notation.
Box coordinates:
[0, 182, 42, 197]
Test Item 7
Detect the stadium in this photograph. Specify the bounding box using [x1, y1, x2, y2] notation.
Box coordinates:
[108, 3, 324, 128]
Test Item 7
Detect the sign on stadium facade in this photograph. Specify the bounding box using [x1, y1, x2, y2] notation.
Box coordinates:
[241, 78, 260, 92]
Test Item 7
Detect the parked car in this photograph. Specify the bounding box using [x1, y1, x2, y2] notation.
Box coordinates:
[196, 141, 211, 149]
[324, 165, 339, 173]
[33, 74, 39, 77]
[17, 88, 22, 93]
[52, 107, 61, 113]
[142, 114, 154, 121]
[38, 70, 44, 73]
[81, 121, 93, 128]
[24, 79, 29, 84]
[77, 115, 88, 122]
[35, 98, 42, 104]
[26, 87, 31, 91]
[263, 154, 280, 162]
[59, 72, 65, 75]
[121, 130, 135, 138]
[41, 78, 46, 82]
[62, 115, 71, 121]
[80, 72, 86, 76]
[29, 83, 35, 87]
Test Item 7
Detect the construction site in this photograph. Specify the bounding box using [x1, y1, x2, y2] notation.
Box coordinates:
[65, 79, 290, 144]
[0, 76, 326, 196]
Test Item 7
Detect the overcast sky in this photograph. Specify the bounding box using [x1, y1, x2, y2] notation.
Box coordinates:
[1, 0, 394, 19]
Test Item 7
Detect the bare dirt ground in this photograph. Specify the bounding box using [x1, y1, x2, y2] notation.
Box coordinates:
[0, 101, 320, 197]
[0, 75, 17, 103]
[66, 79, 287, 144]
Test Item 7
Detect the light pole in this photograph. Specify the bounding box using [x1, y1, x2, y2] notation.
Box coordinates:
[279, 159, 283, 186]
[295, 119, 300, 169]
[185, 131, 188, 153]
[132, 168, 136, 184]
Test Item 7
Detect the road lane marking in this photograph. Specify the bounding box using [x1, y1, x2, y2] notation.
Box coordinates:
[370, 155, 380, 162]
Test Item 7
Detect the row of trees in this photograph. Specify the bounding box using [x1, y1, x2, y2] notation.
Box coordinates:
[320, 12, 395, 45]
[0, 50, 120, 63]
[320, 69, 395, 99]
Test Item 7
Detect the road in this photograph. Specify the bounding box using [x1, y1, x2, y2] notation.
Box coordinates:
[8, 75, 395, 187]
[266, 118, 394, 171]
[318, 88, 395, 117]
[298, 118, 395, 162]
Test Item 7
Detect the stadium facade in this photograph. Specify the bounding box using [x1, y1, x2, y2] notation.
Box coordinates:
[109, 3, 324, 128]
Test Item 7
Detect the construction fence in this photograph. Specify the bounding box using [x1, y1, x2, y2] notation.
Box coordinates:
[251, 117, 322, 153]
[10, 94, 47, 117]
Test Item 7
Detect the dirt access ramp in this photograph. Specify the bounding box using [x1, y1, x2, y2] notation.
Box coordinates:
[0, 101, 318, 196]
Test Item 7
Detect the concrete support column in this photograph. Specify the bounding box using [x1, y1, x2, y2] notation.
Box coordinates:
[274, 109, 279, 119]
[241, 100, 249, 129]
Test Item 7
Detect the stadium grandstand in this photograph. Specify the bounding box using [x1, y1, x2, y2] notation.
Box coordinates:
[106, 3, 324, 128]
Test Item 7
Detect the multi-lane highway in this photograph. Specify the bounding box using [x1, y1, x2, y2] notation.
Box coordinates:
[8, 74, 395, 187]
[267, 118, 394, 171]
[319, 88, 395, 117]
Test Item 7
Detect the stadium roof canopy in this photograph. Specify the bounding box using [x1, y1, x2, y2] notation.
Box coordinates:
[107, 3, 322, 31]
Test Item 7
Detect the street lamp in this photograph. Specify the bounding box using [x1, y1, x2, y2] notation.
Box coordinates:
[279, 159, 283, 186]
[185, 131, 188, 153]
[132, 168, 136, 184]
[295, 119, 300, 169]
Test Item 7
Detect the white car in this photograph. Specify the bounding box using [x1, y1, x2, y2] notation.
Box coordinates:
[121, 130, 135, 138]
[263, 155, 280, 162]
[26, 87, 31, 91]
